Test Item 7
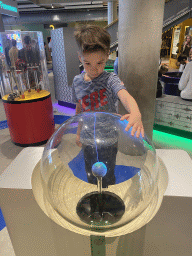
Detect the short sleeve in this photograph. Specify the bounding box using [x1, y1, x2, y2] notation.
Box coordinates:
[108, 73, 127, 97]
[71, 79, 78, 104]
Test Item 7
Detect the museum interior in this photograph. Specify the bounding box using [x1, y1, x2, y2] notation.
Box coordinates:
[0, 0, 192, 256]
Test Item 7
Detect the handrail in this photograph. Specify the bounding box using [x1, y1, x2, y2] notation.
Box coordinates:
[104, 19, 118, 29]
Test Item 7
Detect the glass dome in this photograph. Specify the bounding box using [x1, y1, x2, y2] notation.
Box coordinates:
[41, 112, 158, 232]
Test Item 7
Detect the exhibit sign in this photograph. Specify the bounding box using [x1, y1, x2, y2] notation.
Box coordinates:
[171, 27, 181, 56]
[0, 0, 18, 17]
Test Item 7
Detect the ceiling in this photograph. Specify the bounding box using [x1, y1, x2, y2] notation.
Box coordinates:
[16, 0, 110, 13]
[16, 0, 170, 14]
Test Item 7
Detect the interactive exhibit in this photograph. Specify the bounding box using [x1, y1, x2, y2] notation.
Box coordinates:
[1, 112, 192, 255]
[0, 31, 54, 145]
[32, 112, 168, 238]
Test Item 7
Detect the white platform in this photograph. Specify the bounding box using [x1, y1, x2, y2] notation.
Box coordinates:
[0, 147, 192, 256]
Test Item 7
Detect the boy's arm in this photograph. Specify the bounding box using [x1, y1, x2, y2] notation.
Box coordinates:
[117, 89, 144, 138]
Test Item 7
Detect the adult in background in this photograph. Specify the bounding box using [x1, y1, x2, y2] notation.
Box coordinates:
[18, 36, 40, 88]
[9, 39, 18, 68]
[5, 39, 11, 67]
[18, 36, 40, 66]
[180, 35, 191, 57]
[178, 61, 192, 101]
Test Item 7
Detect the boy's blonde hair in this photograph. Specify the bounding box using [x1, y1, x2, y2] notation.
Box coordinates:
[74, 25, 111, 55]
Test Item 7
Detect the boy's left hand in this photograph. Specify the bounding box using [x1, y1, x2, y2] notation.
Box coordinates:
[120, 113, 144, 138]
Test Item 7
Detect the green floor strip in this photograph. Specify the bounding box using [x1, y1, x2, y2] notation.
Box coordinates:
[153, 129, 192, 152]
[154, 124, 192, 140]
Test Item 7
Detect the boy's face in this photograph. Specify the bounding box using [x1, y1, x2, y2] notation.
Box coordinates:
[79, 50, 108, 80]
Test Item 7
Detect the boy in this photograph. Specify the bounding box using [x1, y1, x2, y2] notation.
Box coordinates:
[72, 25, 144, 187]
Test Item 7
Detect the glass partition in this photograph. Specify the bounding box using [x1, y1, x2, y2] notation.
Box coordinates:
[0, 31, 49, 101]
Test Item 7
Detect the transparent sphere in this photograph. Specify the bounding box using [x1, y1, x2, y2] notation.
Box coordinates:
[41, 112, 158, 232]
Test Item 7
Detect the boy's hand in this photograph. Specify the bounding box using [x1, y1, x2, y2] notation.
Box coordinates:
[120, 113, 144, 138]
[76, 134, 82, 147]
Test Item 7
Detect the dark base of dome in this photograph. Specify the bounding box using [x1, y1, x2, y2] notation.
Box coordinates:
[76, 191, 125, 226]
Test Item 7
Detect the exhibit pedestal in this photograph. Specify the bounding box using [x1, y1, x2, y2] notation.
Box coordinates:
[2, 90, 55, 146]
[0, 148, 192, 256]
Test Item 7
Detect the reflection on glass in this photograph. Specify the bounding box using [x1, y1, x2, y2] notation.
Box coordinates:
[41, 112, 159, 232]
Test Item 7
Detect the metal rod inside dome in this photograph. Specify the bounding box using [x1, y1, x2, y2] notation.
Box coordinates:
[97, 177, 102, 194]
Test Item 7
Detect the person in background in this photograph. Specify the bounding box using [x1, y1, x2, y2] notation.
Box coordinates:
[177, 54, 188, 72]
[178, 61, 192, 101]
[114, 47, 118, 75]
[44, 42, 48, 61]
[9, 39, 18, 68]
[180, 35, 191, 57]
[19, 36, 39, 65]
[31, 39, 37, 49]
[187, 48, 192, 62]
[19, 36, 33, 64]
[156, 64, 169, 98]
[72, 25, 144, 187]
[31, 39, 40, 64]
[48, 38, 52, 58]
[160, 40, 168, 57]
[5, 39, 11, 67]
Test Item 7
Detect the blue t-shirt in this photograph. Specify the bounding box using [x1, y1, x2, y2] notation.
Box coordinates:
[72, 71, 126, 113]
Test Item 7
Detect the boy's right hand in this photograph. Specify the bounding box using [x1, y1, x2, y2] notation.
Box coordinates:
[76, 134, 82, 147]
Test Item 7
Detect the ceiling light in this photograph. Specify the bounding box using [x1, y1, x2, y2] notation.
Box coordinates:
[53, 15, 60, 21]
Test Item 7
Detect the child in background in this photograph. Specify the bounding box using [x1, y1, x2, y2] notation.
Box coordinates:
[156, 64, 169, 98]
[72, 25, 144, 187]
[177, 54, 188, 72]
[188, 48, 192, 62]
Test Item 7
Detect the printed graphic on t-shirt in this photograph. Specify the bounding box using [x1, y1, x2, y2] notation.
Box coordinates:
[79, 88, 109, 112]
[72, 71, 126, 113]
